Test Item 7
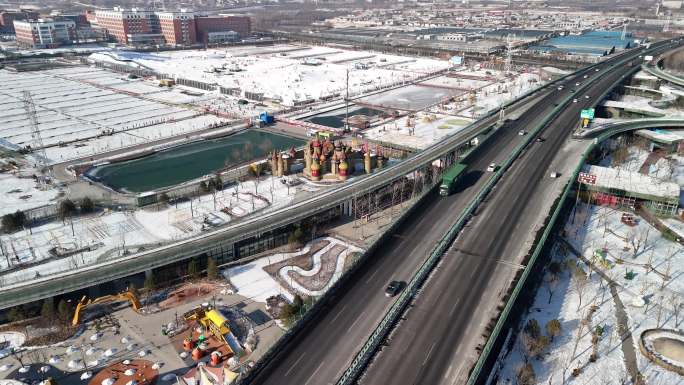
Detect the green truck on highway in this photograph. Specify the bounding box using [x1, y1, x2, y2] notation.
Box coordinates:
[439, 163, 468, 196]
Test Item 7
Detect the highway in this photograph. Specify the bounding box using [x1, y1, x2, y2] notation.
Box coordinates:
[247, 54, 617, 385]
[0, 53, 575, 309]
[247, 40, 682, 385]
[357, 42, 680, 385]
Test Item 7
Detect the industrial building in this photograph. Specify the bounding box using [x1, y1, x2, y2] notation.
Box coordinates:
[88, 8, 250, 46]
[0, 9, 39, 33]
[530, 30, 634, 57]
[581, 164, 680, 216]
[13, 19, 76, 48]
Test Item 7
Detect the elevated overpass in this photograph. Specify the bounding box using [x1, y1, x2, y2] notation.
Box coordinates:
[642, 42, 684, 86]
[0, 41, 680, 375]
[0, 49, 592, 310]
[242, 39, 684, 385]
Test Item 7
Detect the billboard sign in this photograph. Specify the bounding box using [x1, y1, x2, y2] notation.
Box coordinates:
[578, 172, 596, 185]
[450, 55, 463, 66]
[580, 108, 595, 119]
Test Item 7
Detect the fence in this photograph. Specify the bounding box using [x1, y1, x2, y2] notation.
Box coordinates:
[235, 173, 442, 385]
[464, 51, 672, 385]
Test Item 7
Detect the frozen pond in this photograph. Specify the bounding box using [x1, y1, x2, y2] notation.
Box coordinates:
[86, 130, 304, 193]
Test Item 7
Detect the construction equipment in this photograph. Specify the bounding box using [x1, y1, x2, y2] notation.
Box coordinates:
[72, 289, 141, 326]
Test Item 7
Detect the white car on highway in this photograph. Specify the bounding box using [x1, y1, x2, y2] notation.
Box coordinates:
[486, 163, 497, 172]
[573, 98, 578, 103]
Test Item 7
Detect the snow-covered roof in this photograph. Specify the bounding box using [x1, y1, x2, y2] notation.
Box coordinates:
[541, 66, 570, 75]
[635, 129, 684, 144]
[583, 165, 680, 202]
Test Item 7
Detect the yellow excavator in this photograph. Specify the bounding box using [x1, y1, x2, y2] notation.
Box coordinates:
[72, 289, 142, 326]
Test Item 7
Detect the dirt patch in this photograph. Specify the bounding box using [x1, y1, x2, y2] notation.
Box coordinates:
[88, 359, 158, 385]
[158, 282, 219, 310]
[263, 242, 348, 295]
[286, 244, 347, 292]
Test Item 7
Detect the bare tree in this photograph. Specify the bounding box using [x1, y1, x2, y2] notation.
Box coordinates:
[572, 309, 588, 359]
[573, 266, 589, 311]
[669, 294, 682, 327]
[656, 295, 665, 327]
[629, 227, 651, 258]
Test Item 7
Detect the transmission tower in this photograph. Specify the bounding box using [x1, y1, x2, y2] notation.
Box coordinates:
[505, 34, 514, 74]
[23, 91, 50, 185]
[663, 14, 671, 33]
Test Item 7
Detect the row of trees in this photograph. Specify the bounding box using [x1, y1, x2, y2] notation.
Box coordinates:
[1, 197, 96, 234]
[517, 318, 562, 385]
[7, 257, 222, 327]
[6, 297, 74, 328]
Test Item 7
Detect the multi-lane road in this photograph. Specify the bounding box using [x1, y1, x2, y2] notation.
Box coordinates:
[357, 44, 657, 385]
[249, 40, 681, 385]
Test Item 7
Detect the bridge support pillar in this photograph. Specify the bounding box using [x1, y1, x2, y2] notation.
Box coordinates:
[343, 200, 353, 216]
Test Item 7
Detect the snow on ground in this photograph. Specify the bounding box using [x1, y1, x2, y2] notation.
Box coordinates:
[0, 66, 230, 163]
[42, 114, 228, 162]
[361, 69, 542, 149]
[90, 45, 450, 107]
[0, 175, 297, 284]
[0, 332, 25, 359]
[0, 172, 59, 216]
[280, 239, 363, 297]
[224, 237, 362, 303]
[497, 201, 684, 385]
[365, 113, 472, 150]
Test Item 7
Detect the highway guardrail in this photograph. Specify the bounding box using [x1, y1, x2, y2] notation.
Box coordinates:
[0, 44, 592, 308]
[464, 61, 684, 385]
[335, 40, 683, 385]
[334, 56, 610, 385]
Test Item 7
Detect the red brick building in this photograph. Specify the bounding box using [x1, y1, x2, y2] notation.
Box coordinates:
[195, 15, 251, 40]
[0, 9, 39, 33]
[158, 11, 196, 45]
[90, 8, 250, 46]
[13, 19, 76, 48]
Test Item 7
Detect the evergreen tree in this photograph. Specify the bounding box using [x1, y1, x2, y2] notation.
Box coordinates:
[206, 257, 218, 280]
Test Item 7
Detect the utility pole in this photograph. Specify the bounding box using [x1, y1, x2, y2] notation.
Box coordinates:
[345, 67, 350, 133]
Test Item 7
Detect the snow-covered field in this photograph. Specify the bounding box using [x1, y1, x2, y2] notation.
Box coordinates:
[89, 45, 451, 107]
[0, 172, 59, 217]
[362, 69, 542, 149]
[365, 113, 472, 150]
[0, 66, 230, 163]
[497, 203, 684, 385]
[496, 143, 684, 385]
[223, 237, 363, 303]
[0, 176, 298, 284]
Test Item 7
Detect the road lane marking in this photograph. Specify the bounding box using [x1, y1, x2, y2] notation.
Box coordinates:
[304, 360, 325, 385]
[444, 364, 454, 380]
[330, 304, 348, 323]
[365, 268, 380, 284]
[449, 298, 461, 317]
[422, 342, 436, 367]
[348, 314, 362, 332]
[285, 352, 306, 376]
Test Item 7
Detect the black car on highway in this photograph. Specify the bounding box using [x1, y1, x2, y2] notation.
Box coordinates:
[385, 281, 404, 297]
